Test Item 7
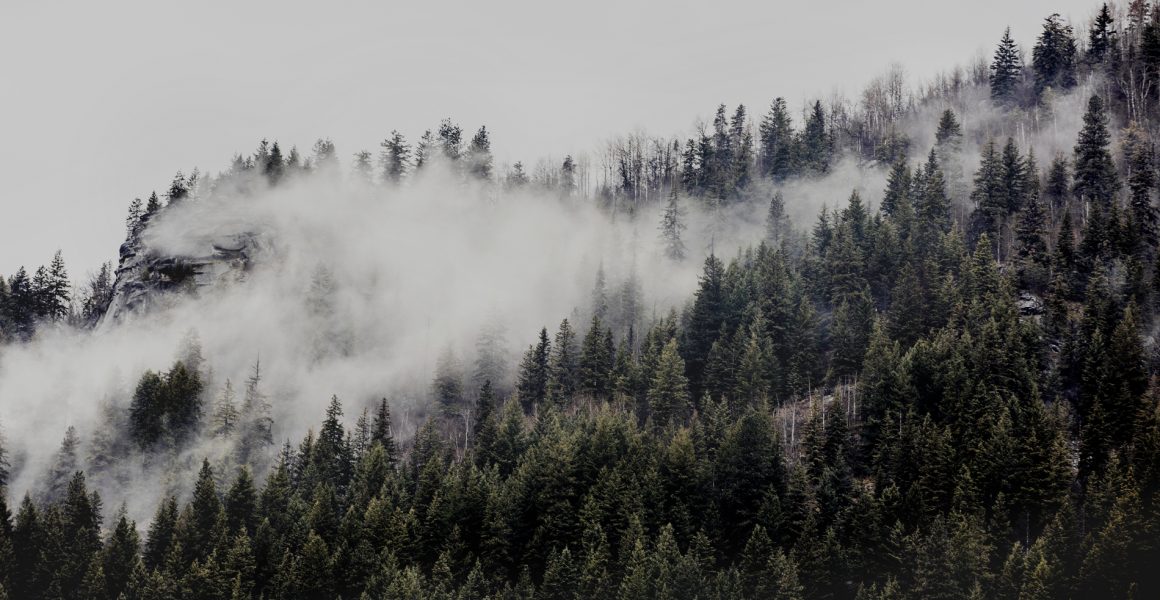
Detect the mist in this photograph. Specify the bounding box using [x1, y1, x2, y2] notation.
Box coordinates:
[0, 58, 1110, 527]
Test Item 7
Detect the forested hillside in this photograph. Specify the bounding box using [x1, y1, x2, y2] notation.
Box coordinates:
[2, 3, 1160, 599]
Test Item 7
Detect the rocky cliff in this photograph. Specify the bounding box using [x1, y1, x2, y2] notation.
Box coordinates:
[96, 221, 268, 328]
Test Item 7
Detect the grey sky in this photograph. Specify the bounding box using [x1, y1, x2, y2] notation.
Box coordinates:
[1, 0, 1100, 281]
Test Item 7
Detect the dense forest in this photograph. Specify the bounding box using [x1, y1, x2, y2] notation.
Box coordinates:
[3, 2, 1160, 599]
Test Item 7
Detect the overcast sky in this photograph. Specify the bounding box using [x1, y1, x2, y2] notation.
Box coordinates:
[0, 0, 1102, 281]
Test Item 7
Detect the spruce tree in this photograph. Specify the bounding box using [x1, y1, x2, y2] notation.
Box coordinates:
[370, 398, 399, 465]
[766, 191, 789, 245]
[466, 126, 493, 181]
[648, 338, 691, 428]
[546, 319, 579, 405]
[881, 158, 911, 218]
[1088, 4, 1115, 66]
[1032, 14, 1078, 94]
[800, 101, 831, 175]
[379, 130, 410, 184]
[990, 28, 1023, 105]
[660, 188, 687, 260]
[1124, 125, 1158, 251]
[517, 327, 551, 411]
[685, 254, 727, 397]
[759, 98, 796, 181]
[1072, 95, 1119, 208]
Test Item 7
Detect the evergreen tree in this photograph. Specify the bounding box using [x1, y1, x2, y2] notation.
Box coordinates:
[766, 191, 789, 245]
[379, 130, 411, 184]
[433, 347, 465, 417]
[438, 118, 463, 162]
[546, 319, 579, 405]
[1124, 124, 1158, 251]
[1088, 4, 1116, 66]
[466, 126, 494, 181]
[759, 98, 796, 181]
[238, 360, 273, 465]
[800, 101, 831, 175]
[685, 254, 727, 398]
[990, 28, 1023, 105]
[648, 338, 691, 427]
[370, 397, 399, 465]
[578, 316, 613, 398]
[211, 379, 239, 438]
[1032, 14, 1078, 94]
[517, 328, 551, 411]
[1073, 95, 1119, 208]
[659, 188, 687, 260]
[935, 110, 963, 147]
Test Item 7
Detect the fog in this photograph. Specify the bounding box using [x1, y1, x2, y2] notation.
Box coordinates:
[0, 62, 1111, 524]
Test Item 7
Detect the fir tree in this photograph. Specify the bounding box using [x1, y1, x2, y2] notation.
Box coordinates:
[517, 327, 551, 411]
[648, 338, 691, 427]
[990, 28, 1023, 105]
[1072, 95, 1119, 208]
[766, 191, 789, 245]
[379, 130, 411, 184]
[1032, 14, 1078, 94]
[370, 398, 399, 465]
[1088, 4, 1115, 66]
[759, 98, 796, 181]
[659, 188, 687, 260]
[466, 126, 493, 181]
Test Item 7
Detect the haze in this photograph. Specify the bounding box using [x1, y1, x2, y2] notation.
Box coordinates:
[0, 0, 1097, 280]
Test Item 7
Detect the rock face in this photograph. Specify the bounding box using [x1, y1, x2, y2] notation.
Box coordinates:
[96, 225, 267, 328]
[1017, 291, 1044, 317]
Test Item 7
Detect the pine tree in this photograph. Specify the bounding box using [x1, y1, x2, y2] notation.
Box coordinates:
[766, 192, 789, 245]
[546, 319, 579, 405]
[830, 286, 875, 380]
[648, 338, 691, 427]
[517, 327, 551, 411]
[561, 154, 577, 196]
[1124, 124, 1158, 251]
[466, 126, 493, 181]
[238, 360, 273, 465]
[101, 506, 139, 600]
[1032, 14, 1078, 94]
[1088, 4, 1116, 66]
[379, 130, 410, 184]
[211, 379, 239, 438]
[413, 129, 433, 170]
[916, 148, 952, 243]
[972, 140, 1007, 246]
[759, 98, 796, 181]
[660, 188, 687, 260]
[224, 468, 257, 536]
[433, 347, 465, 417]
[990, 28, 1023, 105]
[1016, 187, 1050, 291]
[144, 495, 178, 570]
[351, 150, 375, 184]
[125, 197, 144, 236]
[578, 316, 613, 398]
[44, 251, 69, 322]
[264, 143, 285, 184]
[44, 426, 80, 503]
[185, 459, 224, 562]
[882, 158, 912, 219]
[1073, 95, 1119, 208]
[685, 254, 727, 398]
[438, 118, 463, 162]
[370, 398, 399, 465]
[800, 101, 831, 175]
[935, 110, 963, 147]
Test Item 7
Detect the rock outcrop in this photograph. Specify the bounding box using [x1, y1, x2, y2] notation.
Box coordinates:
[96, 225, 267, 328]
